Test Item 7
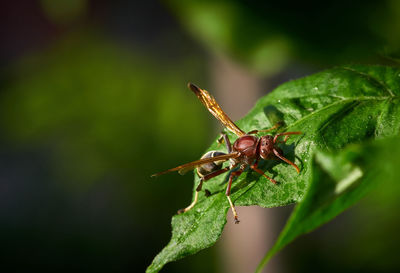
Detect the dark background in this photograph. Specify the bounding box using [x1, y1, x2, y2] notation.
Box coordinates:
[0, 1, 399, 272]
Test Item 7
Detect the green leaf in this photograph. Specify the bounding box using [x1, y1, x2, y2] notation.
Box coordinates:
[256, 136, 400, 272]
[147, 65, 400, 273]
[256, 138, 400, 272]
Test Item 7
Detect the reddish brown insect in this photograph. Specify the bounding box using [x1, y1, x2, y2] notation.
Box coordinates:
[152, 83, 301, 223]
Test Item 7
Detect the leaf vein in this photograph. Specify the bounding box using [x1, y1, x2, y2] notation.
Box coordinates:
[341, 66, 395, 97]
[286, 96, 390, 130]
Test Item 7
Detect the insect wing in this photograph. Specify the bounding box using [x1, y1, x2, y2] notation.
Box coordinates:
[188, 83, 246, 137]
[151, 152, 239, 177]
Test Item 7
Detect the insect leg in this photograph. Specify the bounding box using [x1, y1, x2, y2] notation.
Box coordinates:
[177, 186, 200, 214]
[275, 135, 291, 144]
[217, 133, 233, 153]
[250, 161, 277, 184]
[247, 121, 283, 135]
[226, 170, 243, 224]
[222, 133, 232, 153]
[177, 166, 232, 214]
[202, 166, 231, 182]
[273, 148, 300, 173]
[177, 177, 204, 214]
[273, 131, 302, 143]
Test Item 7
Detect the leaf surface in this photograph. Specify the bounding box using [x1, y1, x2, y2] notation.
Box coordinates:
[256, 135, 400, 272]
[147, 65, 400, 273]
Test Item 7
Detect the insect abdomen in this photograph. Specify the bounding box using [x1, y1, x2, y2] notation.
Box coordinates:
[197, 151, 227, 177]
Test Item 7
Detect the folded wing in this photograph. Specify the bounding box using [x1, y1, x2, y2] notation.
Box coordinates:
[188, 83, 246, 137]
[151, 152, 240, 177]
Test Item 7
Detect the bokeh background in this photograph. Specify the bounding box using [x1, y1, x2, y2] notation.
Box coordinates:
[1, 1, 400, 272]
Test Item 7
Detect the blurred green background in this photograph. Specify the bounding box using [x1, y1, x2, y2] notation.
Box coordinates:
[0, 1, 399, 272]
